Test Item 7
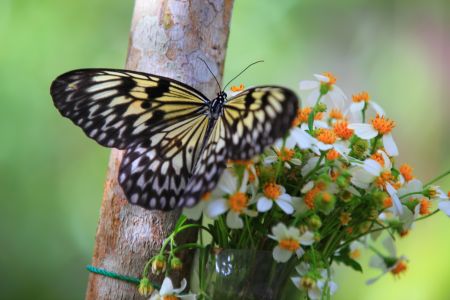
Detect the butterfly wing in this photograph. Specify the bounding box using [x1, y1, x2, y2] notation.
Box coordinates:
[119, 112, 210, 210]
[223, 86, 299, 160]
[51, 68, 211, 210]
[180, 86, 299, 207]
[180, 118, 228, 208]
[50, 68, 208, 149]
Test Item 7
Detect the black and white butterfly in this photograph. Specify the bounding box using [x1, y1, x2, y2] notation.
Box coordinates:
[50, 64, 299, 210]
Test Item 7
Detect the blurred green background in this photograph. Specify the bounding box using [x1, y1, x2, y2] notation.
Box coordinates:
[1, 0, 449, 299]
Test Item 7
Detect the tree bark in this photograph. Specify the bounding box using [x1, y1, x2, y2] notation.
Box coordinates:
[85, 0, 234, 299]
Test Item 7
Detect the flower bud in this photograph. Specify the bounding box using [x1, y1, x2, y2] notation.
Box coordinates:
[336, 175, 349, 188]
[314, 191, 336, 215]
[315, 102, 327, 113]
[170, 257, 183, 271]
[423, 186, 438, 198]
[151, 255, 167, 275]
[300, 276, 316, 289]
[349, 138, 368, 160]
[308, 214, 322, 229]
[138, 278, 154, 297]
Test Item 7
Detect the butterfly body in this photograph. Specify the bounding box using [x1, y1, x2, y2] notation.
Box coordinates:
[51, 68, 299, 211]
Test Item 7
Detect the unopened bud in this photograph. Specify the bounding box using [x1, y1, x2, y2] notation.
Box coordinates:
[170, 257, 183, 271]
[151, 255, 167, 275]
[138, 278, 154, 297]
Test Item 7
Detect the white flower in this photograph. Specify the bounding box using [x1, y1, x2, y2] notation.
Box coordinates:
[349, 91, 385, 121]
[348, 114, 398, 156]
[264, 147, 301, 169]
[299, 73, 347, 109]
[182, 191, 215, 220]
[350, 150, 402, 215]
[256, 183, 294, 214]
[268, 223, 314, 262]
[366, 237, 408, 285]
[206, 169, 256, 229]
[291, 262, 338, 299]
[283, 126, 317, 150]
[150, 277, 196, 300]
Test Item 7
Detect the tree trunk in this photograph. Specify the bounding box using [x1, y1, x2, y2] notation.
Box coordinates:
[85, 0, 234, 299]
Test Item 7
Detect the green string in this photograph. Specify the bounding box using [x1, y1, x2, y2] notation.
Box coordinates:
[86, 265, 161, 289]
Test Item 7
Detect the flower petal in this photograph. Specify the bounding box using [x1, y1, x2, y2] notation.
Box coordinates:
[299, 231, 315, 245]
[172, 278, 187, 294]
[257, 197, 273, 212]
[159, 277, 174, 295]
[386, 183, 403, 215]
[276, 199, 294, 214]
[370, 101, 385, 116]
[206, 199, 228, 218]
[382, 133, 398, 156]
[273, 246, 292, 263]
[350, 101, 365, 113]
[438, 201, 450, 217]
[182, 202, 204, 220]
[226, 211, 243, 229]
[348, 123, 378, 139]
[299, 80, 319, 90]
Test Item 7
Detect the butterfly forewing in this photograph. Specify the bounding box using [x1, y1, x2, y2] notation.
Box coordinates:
[223, 86, 298, 160]
[50, 69, 208, 149]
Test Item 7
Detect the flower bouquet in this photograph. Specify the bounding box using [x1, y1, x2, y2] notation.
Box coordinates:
[138, 73, 449, 300]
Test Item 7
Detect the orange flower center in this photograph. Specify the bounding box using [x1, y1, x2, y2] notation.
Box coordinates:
[304, 186, 321, 209]
[350, 249, 361, 259]
[333, 120, 354, 140]
[279, 238, 300, 252]
[376, 171, 393, 188]
[276, 147, 295, 161]
[322, 72, 337, 86]
[419, 198, 431, 215]
[371, 152, 385, 167]
[292, 107, 324, 127]
[163, 296, 180, 300]
[399, 163, 414, 182]
[230, 83, 244, 92]
[383, 197, 393, 208]
[326, 149, 340, 160]
[371, 114, 395, 135]
[263, 183, 282, 200]
[329, 108, 344, 120]
[321, 192, 332, 203]
[317, 128, 337, 144]
[352, 91, 370, 103]
[228, 192, 248, 213]
[391, 260, 408, 276]
[201, 192, 211, 202]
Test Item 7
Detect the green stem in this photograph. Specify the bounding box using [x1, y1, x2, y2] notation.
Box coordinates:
[371, 135, 381, 154]
[399, 191, 423, 199]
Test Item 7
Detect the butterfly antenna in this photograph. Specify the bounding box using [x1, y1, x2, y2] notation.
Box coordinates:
[223, 60, 264, 90]
[198, 57, 222, 91]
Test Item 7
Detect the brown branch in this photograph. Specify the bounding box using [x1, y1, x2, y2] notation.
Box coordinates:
[85, 0, 234, 299]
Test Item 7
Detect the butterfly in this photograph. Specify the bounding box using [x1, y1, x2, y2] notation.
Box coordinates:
[50, 65, 299, 211]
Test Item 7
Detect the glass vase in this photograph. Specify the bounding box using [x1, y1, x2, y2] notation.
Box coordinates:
[192, 249, 301, 300]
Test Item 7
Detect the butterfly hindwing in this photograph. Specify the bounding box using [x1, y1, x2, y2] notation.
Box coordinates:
[223, 86, 299, 160]
[118, 112, 211, 210]
[50, 68, 208, 149]
[180, 118, 228, 208]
